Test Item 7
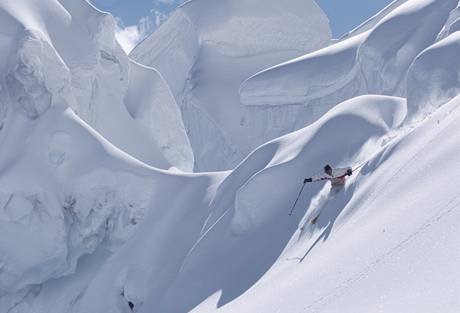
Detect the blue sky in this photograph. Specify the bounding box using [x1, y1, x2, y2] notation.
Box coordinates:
[89, 0, 394, 52]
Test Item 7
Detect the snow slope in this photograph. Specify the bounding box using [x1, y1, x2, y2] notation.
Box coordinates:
[29, 94, 403, 313]
[135, 95, 407, 313]
[208, 92, 460, 313]
[130, 0, 331, 171]
[0, 0, 193, 171]
[439, 2, 460, 39]
[240, 0, 457, 112]
[1, 0, 460, 313]
[0, 0, 196, 310]
[0, 106, 220, 313]
[406, 31, 460, 121]
[339, 0, 409, 40]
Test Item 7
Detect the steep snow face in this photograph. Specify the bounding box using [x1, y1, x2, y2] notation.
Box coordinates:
[125, 61, 195, 170]
[206, 94, 460, 313]
[184, 0, 330, 57]
[439, 3, 460, 39]
[232, 96, 406, 234]
[131, 0, 331, 171]
[2, 1, 460, 313]
[357, 0, 457, 95]
[121, 95, 404, 313]
[406, 31, 460, 121]
[240, 0, 456, 115]
[240, 32, 368, 107]
[0, 105, 217, 313]
[339, 0, 410, 40]
[0, 108, 150, 299]
[20, 95, 405, 313]
[0, 0, 192, 308]
[0, 0, 193, 171]
[0, 1, 192, 310]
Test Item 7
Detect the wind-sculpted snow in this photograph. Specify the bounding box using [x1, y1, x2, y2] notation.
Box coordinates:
[406, 31, 460, 121]
[241, 0, 456, 111]
[1, 0, 460, 312]
[0, 0, 193, 171]
[131, 0, 330, 88]
[233, 96, 407, 234]
[0, 0, 194, 309]
[129, 10, 199, 99]
[0, 108, 148, 308]
[131, 0, 331, 171]
[340, 0, 409, 40]
[125, 61, 194, 172]
[212, 94, 460, 313]
[439, 3, 460, 39]
[357, 0, 457, 96]
[133, 95, 406, 313]
[0, 106, 220, 313]
[240, 32, 367, 107]
[6, 29, 71, 119]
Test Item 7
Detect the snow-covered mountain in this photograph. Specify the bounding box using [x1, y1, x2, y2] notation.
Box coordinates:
[0, 0, 459, 313]
[130, 0, 331, 171]
[0, 0, 194, 172]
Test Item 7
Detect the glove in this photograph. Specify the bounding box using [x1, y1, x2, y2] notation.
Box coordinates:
[347, 169, 353, 176]
[304, 178, 313, 183]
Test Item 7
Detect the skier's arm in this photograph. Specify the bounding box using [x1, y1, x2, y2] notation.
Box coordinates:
[334, 167, 352, 177]
[304, 175, 331, 183]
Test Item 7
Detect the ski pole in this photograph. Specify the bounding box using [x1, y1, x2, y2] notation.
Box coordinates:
[289, 182, 307, 216]
[352, 160, 367, 173]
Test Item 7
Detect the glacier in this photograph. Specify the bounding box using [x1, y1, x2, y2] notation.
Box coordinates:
[130, 0, 332, 171]
[0, 0, 459, 313]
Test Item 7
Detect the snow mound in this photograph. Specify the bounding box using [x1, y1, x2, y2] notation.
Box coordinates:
[340, 0, 409, 40]
[212, 94, 460, 313]
[131, 0, 331, 171]
[6, 29, 71, 119]
[133, 95, 406, 313]
[131, 0, 331, 87]
[233, 95, 406, 234]
[239, 32, 367, 107]
[439, 3, 460, 39]
[125, 60, 194, 171]
[406, 31, 460, 121]
[0, 0, 193, 171]
[240, 0, 456, 109]
[357, 0, 457, 95]
[0, 107, 155, 307]
[1, 0, 460, 312]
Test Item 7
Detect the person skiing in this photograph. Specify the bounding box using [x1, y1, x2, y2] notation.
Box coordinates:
[300, 164, 353, 225]
[289, 163, 359, 217]
[304, 164, 353, 187]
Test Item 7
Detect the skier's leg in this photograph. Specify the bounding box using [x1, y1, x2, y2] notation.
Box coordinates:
[299, 184, 329, 234]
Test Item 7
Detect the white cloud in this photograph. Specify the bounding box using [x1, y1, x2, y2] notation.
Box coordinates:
[114, 15, 159, 54]
[115, 24, 141, 54]
[114, 0, 184, 54]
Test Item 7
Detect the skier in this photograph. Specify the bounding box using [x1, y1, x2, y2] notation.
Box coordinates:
[302, 164, 353, 224]
[288, 164, 354, 217]
[304, 164, 353, 188]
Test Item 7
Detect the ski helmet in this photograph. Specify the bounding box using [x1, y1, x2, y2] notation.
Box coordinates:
[324, 164, 332, 173]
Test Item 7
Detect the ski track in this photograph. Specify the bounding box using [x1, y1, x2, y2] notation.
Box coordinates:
[295, 103, 460, 312]
[301, 193, 460, 313]
[335, 103, 459, 235]
[1, 1, 460, 312]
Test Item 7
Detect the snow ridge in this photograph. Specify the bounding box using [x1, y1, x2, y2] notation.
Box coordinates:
[131, 0, 332, 171]
[0, 0, 460, 312]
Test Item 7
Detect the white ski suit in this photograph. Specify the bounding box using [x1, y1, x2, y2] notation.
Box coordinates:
[325, 167, 352, 186]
